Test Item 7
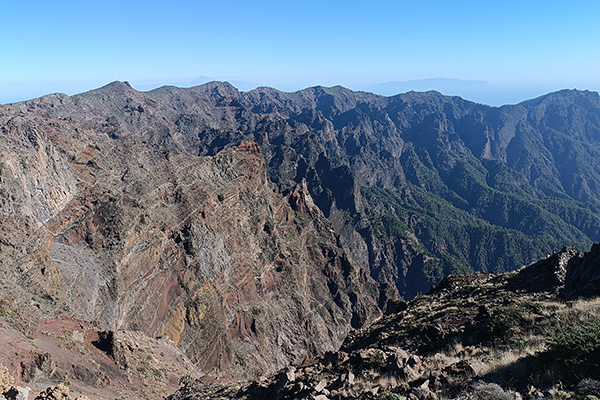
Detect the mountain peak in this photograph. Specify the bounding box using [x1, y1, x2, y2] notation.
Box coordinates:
[100, 80, 135, 91]
[77, 80, 140, 99]
[190, 80, 241, 99]
[519, 88, 600, 107]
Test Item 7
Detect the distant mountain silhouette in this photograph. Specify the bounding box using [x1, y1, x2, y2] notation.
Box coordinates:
[132, 76, 260, 92]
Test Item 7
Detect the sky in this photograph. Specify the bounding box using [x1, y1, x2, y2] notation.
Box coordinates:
[1, 0, 599, 105]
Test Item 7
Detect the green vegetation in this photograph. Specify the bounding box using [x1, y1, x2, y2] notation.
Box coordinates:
[376, 213, 410, 240]
[361, 183, 557, 292]
[487, 303, 535, 343]
[545, 321, 600, 367]
[385, 393, 404, 400]
[369, 350, 386, 368]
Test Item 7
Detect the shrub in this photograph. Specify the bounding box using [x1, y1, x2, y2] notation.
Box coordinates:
[576, 379, 600, 396]
[545, 321, 600, 367]
[385, 393, 404, 400]
[465, 382, 520, 400]
[369, 350, 386, 368]
[488, 305, 526, 340]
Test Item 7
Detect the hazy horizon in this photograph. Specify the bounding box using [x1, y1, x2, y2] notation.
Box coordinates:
[2, 1, 599, 106]
[1, 77, 597, 107]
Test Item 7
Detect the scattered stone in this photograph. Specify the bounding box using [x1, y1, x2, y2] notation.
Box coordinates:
[290, 382, 305, 393]
[33, 384, 70, 399]
[273, 372, 290, 392]
[314, 379, 327, 392]
[409, 386, 438, 400]
[285, 367, 296, 383]
[0, 364, 14, 393]
[20, 353, 56, 383]
[347, 371, 355, 385]
[391, 347, 409, 361]
[509, 246, 575, 293]
[445, 360, 476, 377]
[407, 355, 421, 367]
[356, 348, 376, 360]
[402, 364, 421, 382]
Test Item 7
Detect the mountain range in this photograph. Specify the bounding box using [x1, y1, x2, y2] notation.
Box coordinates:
[2, 82, 600, 398]
[45, 81, 600, 300]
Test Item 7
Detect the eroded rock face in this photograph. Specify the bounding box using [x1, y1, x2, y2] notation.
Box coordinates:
[0, 95, 380, 384]
[166, 243, 600, 400]
[564, 242, 600, 299]
[508, 246, 579, 293]
[8, 83, 600, 302]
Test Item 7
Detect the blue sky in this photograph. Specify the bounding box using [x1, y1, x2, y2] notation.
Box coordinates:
[1, 1, 599, 105]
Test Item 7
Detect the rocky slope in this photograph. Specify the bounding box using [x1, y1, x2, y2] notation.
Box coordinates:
[20, 82, 600, 299]
[0, 97, 379, 397]
[168, 243, 600, 400]
[4, 82, 600, 397]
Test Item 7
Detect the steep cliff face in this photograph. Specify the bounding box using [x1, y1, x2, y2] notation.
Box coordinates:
[168, 243, 600, 400]
[0, 96, 380, 391]
[4, 82, 600, 396]
[564, 242, 600, 299]
[26, 82, 600, 299]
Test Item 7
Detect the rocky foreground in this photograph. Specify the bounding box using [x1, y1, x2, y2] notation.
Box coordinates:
[168, 244, 600, 400]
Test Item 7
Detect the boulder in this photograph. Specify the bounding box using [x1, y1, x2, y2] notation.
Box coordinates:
[564, 243, 600, 299]
[409, 387, 438, 400]
[0, 364, 14, 393]
[33, 384, 70, 400]
[314, 379, 327, 392]
[509, 246, 577, 293]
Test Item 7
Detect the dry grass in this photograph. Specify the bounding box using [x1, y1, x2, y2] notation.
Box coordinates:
[343, 296, 600, 399]
[427, 352, 461, 371]
[535, 295, 600, 329]
[475, 341, 541, 377]
[342, 372, 407, 399]
[472, 296, 600, 390]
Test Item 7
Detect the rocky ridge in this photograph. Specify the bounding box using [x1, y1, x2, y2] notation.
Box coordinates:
[0, 95, 379, 398]
[17, 82, 600, 299]
[168, 242, 600, 399]
[4, 82, 600, 397]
